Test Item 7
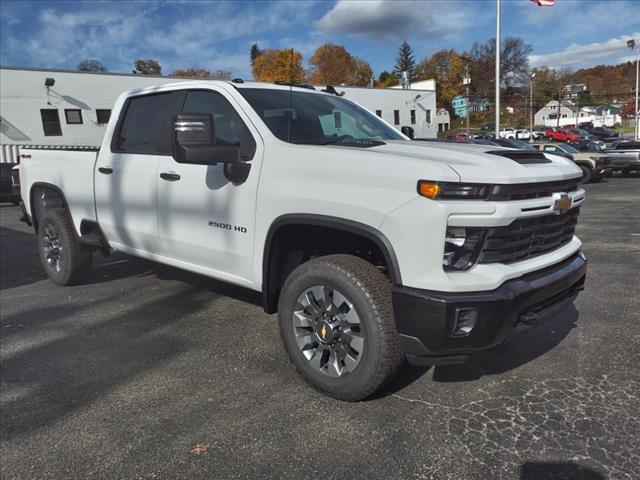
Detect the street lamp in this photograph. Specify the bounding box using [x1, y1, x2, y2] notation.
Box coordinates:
[628, 39, 639, 140]
[530, 72, 536, 142]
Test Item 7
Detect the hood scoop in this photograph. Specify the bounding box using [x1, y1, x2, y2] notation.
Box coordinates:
[486, 150, 551, 165]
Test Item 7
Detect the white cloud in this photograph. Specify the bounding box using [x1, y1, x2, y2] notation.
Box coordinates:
[315, 0, 479, 42]
[529, 33, 640, 70]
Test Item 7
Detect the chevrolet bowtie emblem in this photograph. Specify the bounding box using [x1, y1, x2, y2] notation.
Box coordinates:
[321, 325, 327, 339]
[552, 192, 571, 215]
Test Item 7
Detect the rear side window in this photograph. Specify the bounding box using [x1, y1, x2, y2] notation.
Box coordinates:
[182, 90, 256, 161]
[114, 91, 185, 154]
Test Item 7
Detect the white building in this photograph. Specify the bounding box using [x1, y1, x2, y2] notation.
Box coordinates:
[436, 108, 450, 133]
[0, 67, 438, 162]
[534, 99, 621, 128]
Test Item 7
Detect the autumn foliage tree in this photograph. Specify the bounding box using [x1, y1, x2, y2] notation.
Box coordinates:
[416, 50, 467, 107]
[307, 44, 372, 86]
[251, 48, 304, 83]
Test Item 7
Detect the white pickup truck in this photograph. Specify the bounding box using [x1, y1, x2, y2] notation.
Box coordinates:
[19, 80, 587, 400]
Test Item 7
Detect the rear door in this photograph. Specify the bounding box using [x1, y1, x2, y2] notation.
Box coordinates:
[156, 88, 262, 285]
[94, 90, 185, 252]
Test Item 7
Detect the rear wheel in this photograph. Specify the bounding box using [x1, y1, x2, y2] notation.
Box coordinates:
[278, 254, 404, 401]
[579, 165, 593, 184]
[37, 208, 92, 285]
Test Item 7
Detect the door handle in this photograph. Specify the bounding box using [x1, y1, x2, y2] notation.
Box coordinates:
[98, 166, 113, 175]
[160, 172, 181, 181]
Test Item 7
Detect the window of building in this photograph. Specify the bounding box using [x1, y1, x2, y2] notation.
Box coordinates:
[393, 110, 400, 125]
[375, 110, 382, 117]
[40, 109, 62, 136]
[426, 109, 432, 123]
[182, 90, 256, 160]
[96, 109, 111, 125]
[64, 109, 83, 125]
[113, 91, 185, 154]
[410, 110, 416, 125]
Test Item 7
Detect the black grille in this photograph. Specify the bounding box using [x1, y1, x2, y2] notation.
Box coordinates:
[488, 178, 581, 201]
[479, 208, 580, 264]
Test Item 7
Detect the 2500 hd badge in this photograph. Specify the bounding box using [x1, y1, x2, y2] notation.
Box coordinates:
[208, 220, 247, 233]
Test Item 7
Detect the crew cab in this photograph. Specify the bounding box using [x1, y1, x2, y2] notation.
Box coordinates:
[604, 140, 640, 176]
[19, 81, 587, 401]
[545, 127, 581, 143]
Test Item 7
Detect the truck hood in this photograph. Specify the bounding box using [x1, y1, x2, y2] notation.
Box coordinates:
[368, 140, 582, 184]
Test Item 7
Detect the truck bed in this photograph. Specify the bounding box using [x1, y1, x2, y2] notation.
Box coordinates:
[20, 146, 100, 235]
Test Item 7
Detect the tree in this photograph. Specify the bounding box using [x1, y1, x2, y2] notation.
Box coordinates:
[77, 59, 108, 72]
[469, 37, 532, 98]
[171, 68, 232, 80]
[308, 44, 354, 85]
[415, 50, 467, 107]
[250, 43, 262, 66]
[133, 59, 162, 75]
[393, 41, 416, 81]
[251, 48, 304, 83]
[306, 44, 373, 86]
[375, 70, 397, 88]
[349, 57, 373, 87]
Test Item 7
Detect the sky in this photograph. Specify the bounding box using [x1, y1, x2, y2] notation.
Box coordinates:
[1, 0, 639, 79]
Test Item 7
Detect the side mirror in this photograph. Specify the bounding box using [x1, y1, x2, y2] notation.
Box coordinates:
[401, 126, 415, 139]
[172, 113, 251, 184]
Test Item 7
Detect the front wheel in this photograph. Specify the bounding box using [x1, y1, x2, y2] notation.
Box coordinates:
[579, 166, 593, 184]
[37, 208, 92, 285]
[278, 255, 404, 401]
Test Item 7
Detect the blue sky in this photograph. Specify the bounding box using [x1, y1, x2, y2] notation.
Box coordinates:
[1, 0, 638, 78]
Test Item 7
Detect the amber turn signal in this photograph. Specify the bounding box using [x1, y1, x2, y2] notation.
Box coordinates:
[418, 181, 441, 199]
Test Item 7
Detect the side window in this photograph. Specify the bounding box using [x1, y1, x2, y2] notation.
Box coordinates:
[40, 109, 62, 136]
[543, 145, 557, 152]
[182, 90, 256, 161]
[114, 91, 184, 154]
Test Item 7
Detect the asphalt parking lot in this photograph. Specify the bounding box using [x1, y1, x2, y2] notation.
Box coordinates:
[1, 178, 639, 480]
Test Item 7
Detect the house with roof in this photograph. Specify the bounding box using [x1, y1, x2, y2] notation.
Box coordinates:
[451, 95, 467, 117]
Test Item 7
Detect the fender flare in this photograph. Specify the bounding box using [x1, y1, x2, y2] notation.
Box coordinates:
[29, 182, 70, 232]
[261, 214, 402, 313]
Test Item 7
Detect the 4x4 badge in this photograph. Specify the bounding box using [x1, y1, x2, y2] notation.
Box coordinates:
[552, 192, 571, 215]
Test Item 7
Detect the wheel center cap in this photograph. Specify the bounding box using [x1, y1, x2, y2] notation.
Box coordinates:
[316, 321, 337, 343]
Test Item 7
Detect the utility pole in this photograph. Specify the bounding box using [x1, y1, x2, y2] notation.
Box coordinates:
[530, 72, 535, 142]
[464, 62, 471, 137]
[495, 0, 501, 139]
[629, 39, 639, 140]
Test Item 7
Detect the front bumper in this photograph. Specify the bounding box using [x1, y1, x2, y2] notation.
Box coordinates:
[392, 252, 587, 366]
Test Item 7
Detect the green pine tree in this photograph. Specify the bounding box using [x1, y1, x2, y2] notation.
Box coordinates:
[394, 41, 417, 80]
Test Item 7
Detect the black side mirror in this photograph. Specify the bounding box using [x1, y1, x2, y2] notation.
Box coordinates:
[172, 113, 250, 184]
[401, 126, 415, 139]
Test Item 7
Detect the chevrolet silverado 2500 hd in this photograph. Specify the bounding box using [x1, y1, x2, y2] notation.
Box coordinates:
[19, 81, 587, 401]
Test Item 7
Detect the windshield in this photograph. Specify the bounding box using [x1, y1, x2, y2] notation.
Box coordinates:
[238, 88, 404, 145]
[559, 143, 580, 153]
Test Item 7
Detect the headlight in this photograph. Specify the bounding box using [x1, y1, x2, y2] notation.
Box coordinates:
[418, 180, 493, 200]
[443, 227, 487, 271]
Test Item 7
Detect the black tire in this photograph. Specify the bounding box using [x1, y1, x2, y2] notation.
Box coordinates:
[579, 165, 593, 184]
[37, 208, 92, 285]
[278, 254, 404, 401]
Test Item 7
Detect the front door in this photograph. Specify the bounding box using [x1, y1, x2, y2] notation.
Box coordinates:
[95, 90, 185, 253]
[156, 88, 262, 286]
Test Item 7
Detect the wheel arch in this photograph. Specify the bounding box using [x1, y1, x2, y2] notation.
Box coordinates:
[262, 214, 402, 314]
[29, 182, 70, 233]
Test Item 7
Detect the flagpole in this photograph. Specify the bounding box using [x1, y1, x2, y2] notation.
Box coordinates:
[495, 0, 500, 139]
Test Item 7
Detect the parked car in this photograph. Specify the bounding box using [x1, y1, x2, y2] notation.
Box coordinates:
[493, 138, 537, 150]
[583, 125, 619, 142]
[18, 80, 587, 401]
[532, 142, 611, 183]
[531, 128, 547, 140]
[576, 139, 606, 153]
[498, 127, 530, 139]
[545, 127, 581, 143]
[605, 140, 640, 176]
[0, 163, 20, 205]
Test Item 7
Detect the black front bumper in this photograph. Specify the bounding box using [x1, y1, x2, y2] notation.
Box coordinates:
[392, 253, 587, 366]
